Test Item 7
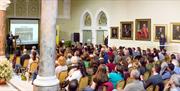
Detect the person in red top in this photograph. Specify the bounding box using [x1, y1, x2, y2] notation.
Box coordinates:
[106, 56, 116, 72]
[107, 47, 114, 57]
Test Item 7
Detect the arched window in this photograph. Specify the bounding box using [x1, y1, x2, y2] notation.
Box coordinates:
[84, 12, 92, 26]
[98, 11, 107, 26]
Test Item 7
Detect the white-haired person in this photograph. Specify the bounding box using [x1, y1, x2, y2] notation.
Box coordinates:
[164, 74, 180, 91]
[123, 69, 145, 91]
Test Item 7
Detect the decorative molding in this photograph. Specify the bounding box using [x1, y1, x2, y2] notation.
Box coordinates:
[0, 0, 11, 11]
[16, 0, 27, 16]
[6, 0, 14, 16]
[7, 0, 40, 18]
[6, 0, 69, 19]
[57, 0, 71, 19]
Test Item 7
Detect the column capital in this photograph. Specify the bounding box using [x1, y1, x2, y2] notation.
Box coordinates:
[0, 0, 11, 11]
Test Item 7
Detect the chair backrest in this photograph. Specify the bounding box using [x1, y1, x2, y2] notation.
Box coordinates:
[78, 76, 89, 91]
[163, 79, 169, 85]
[143, 71, 150, 81]
[102, 86, 107, 91]
[126, 77, 134, 84]
[58, 71, 68, 83]
[146, 85, 154, 91]
[16, 57, 20, 65]
[154, 85, 160, 91]
[23, 59, 29, 68]
[116, 80, 125, 89]
[10, 54, 14, 62]
[29, 62, 38, 73]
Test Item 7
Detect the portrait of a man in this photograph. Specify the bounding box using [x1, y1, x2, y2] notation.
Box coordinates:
[173, 25, 180, 40]
[120, 22, 133, 40]
[155, 25, 166, 40]
[111, 27, 119, 39]
[136, 19, 151, 40]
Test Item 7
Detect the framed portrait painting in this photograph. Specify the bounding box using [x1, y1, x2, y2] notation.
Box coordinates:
[171, 23, 180, 42]
[154, 24, 167, 41]
[110, 27, 119, 39]
[135, 19, 151, 41]
[120, 21, 133, 40]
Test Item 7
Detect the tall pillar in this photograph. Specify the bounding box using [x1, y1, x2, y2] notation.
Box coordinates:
[0, 0, 10, 59]
[33, 0, 59, 91]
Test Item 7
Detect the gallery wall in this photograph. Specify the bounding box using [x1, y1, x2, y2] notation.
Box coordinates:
[6, 0, 180, 53]
[113, 0, 180, 53]
[57, 0, 180, 53]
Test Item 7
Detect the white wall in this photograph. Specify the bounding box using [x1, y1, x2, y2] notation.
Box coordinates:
[57, 0, 180, 53]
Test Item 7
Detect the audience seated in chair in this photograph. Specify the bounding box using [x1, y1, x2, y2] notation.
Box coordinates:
[55, 56, 68, 77]
[143, 64, 164, 91]
[124, 69, 145, 91]
[108, 64, 124, 88]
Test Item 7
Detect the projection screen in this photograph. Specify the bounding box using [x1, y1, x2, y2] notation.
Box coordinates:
[10, 19, 39, 45]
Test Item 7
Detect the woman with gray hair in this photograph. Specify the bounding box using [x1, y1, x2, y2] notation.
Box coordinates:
[164, 74, 180, 91]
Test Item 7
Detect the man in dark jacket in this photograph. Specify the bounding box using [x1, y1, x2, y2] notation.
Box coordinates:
[6, 31, 13, 54]
[159, 34, 166, 51]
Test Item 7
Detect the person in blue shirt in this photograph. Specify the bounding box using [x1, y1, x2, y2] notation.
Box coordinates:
[162, 63, 175, 80]
[108, 64, 124, 88]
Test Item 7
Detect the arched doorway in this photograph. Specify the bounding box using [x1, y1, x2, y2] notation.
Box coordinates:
[95, 11, 108, 45]
[80, 11, 93, 44]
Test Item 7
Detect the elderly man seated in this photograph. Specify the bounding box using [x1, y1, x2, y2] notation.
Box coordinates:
[123, 69, 145, 91]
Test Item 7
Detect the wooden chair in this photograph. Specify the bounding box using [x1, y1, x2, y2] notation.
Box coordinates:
[143, 71, 150, 81]
[154, 85, 160, 91]
[146, 85, 154, 91]
[102, 86, 107, 91]
[116, 80, 125, 89]
[21, 59, 29, 73]
[29, 62, 38, 74]
[9, 54, 14, 61]
[78, 76, 89, 91]
[23, 59, 29, 68]
[16, 57, 21, 65]
[58, 71, 68, 83]
[14, 57, 21, 74]
[163, 79, 169, 85]
[126, 77, 135, 84]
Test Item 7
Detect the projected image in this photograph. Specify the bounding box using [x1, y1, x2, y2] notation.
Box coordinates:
[10, 19, 39, 45]
[15, 28, 33, 42]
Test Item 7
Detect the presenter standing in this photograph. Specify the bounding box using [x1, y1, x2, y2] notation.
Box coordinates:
[159, 34, 166, 51]
[6, 31, 13, 54]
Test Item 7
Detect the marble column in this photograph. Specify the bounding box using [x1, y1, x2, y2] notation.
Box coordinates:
[33, 0, 59, 91]
[0, 0, 10, 59]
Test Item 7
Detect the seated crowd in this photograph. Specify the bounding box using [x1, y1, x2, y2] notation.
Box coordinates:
[10, 43, 180, 91]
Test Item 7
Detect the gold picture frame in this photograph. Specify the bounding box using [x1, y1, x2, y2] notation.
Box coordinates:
[110, 27, 119, 39]
[135, 19, 151, 41]
[120, 21, 133, 40]
[170, 23, 180, 42]
[153, 24, 167, 41]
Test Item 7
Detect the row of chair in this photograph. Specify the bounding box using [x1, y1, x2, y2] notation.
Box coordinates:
[57, 71, 89, 91]
[13, 56, 38, 73]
